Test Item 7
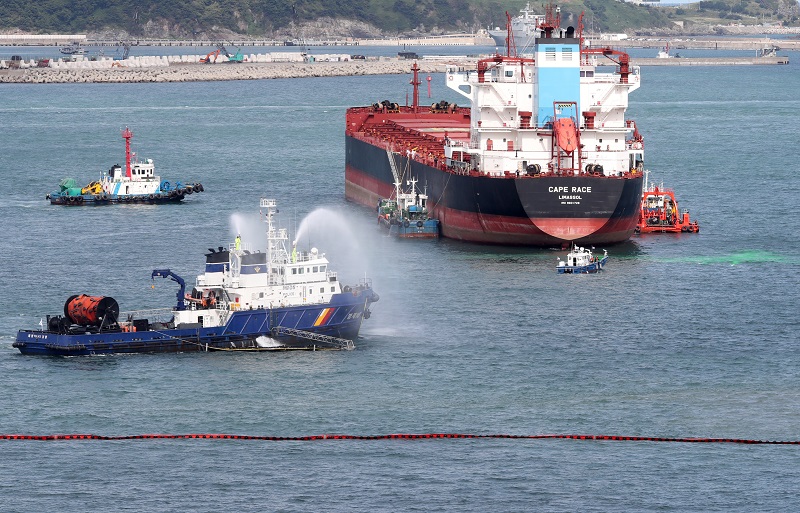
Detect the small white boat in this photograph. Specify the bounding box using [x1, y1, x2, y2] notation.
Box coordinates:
[557, 245, 608, 274]
[60, 41, 87, 55]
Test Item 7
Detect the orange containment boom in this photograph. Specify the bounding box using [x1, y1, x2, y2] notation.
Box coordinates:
[64, 295, 120, 326]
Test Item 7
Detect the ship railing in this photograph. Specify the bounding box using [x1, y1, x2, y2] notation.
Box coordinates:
[228, 242, 260, 254]
[292, 251, 327, 263]
[120, 308, 175, 322]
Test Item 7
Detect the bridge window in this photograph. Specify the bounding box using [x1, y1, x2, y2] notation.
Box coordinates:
[546, 47, 556, 61]
[561, 48, 573, 61]
[313, 266, 318, 272]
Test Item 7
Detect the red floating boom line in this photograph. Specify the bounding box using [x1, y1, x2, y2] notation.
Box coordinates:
[1, 433, 800, 444]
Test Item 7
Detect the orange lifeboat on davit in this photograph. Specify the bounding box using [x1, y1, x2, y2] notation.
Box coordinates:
[554, 118, 578, 153]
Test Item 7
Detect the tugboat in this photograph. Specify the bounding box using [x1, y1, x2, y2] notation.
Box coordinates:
[13, 198, 379, 356]
[557, 244, 608, 274]
[377, 149, 439, 238]
[635, 171, 699, 234]
[46, 127, 204, 205]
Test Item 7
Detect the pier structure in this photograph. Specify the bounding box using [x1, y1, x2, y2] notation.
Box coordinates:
[0, 33, 493, 48]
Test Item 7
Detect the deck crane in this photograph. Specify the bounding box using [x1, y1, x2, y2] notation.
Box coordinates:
[151, 269, 187, 311]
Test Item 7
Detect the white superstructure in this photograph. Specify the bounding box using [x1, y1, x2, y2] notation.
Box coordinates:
[446, 8, 645, 180]
[175, 199, 344, 328]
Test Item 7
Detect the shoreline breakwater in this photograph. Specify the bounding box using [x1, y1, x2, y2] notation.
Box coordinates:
[0, 59, 447, 84]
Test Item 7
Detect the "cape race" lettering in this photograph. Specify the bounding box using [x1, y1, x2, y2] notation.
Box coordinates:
[548, 186, 592, 193]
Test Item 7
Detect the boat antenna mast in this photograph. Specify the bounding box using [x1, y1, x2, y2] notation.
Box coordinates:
[260, 198, 289, 269]
[538, 3, 561, 39]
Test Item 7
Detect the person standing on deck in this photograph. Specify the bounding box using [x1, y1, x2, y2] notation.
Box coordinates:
[235, 234, 241, 251]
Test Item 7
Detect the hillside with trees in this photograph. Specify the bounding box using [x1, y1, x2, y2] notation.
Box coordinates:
[0, 0, 796, 40]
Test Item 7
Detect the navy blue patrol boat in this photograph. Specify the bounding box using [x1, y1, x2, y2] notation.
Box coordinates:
[14, 199, 379, 355]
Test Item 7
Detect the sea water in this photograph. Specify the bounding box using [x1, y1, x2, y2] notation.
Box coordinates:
[1, 50, 799, 511]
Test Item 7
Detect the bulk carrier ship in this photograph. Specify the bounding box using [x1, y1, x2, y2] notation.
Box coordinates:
[345, 5, 645, 246]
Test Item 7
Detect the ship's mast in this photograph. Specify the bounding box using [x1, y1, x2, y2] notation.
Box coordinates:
[411, 62, 420, 114]
[538, 3, 561, 38]
[122, 127, 133, 178]
[260, 198, 289, 269]
[505, 11, 517, 58]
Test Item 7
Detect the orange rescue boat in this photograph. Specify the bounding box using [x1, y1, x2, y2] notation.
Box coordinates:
[636, 173, 699, 234]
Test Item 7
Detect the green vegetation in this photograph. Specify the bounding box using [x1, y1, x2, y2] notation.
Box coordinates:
[670, 0, 799, 26]
[0, 0, 796, 38]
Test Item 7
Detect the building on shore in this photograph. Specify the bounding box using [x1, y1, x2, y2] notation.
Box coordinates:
[0, 34, 86, 45]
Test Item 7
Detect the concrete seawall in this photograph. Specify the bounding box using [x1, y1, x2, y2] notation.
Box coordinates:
[0, 60, 448, 84]
[633, 56, 789, 66]
[0, 53, 789, 84]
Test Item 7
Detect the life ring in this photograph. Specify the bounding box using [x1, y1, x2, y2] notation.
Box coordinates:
[448, 75, 453, 81]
